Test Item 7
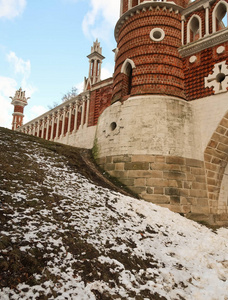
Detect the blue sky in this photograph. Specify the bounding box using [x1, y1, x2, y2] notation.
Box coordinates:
[0, 0, 120, 128]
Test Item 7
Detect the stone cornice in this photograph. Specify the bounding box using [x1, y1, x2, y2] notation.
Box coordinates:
[182, 0, 216, 17]
[115, 1, 183, 41]
[178, 27, 228, 57]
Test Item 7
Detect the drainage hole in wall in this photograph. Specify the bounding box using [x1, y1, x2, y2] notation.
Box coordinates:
[110, 122, 117, 131]
[216, 73, 226, 83]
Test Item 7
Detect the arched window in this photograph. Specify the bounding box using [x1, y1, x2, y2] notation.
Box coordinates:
[187, 15, 202, 43]
[212, 1, 228, 33]
[126, 64, 133, 95]
[121, 59, 136, 96]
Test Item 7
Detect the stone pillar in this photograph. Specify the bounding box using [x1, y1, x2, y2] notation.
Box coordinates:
[88, 60, 92, 78]
[181, 16, 185, 45]
[61, 107, 66, 137]
[85, 95, 90, 127]
[80, 97, 86, 128]
[41, 119, 45, 139]
[50, 113, 55, 140]
[204, 3, 210, 36]
[37, 121, 40, 137]
[73, 100, 79, 132]
[56, 110, 60, 139]
[67, 104, 73, 134]
[93, 60, 97, 84]
[32, 124, 36, 136]
[45, 116, 50, 140]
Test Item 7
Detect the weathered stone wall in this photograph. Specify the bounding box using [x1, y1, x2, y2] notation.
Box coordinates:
[95, 95, 202, 159]
[97, 154, 209, 217]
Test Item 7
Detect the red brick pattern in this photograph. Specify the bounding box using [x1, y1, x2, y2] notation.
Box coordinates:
[14, 105, 24, 113]
[183, 43, 228, 100]
[89, 84, 112, 126]
[113, 8, 185, 102]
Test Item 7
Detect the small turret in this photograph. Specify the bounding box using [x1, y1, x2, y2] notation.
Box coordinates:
[84, 39, 105, 91]
[11, 88, 30, 130]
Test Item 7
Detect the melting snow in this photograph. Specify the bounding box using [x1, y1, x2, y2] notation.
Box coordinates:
[0, 131, 228, 299]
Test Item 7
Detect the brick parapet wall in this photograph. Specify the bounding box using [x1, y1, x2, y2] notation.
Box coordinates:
[89, 83, 113, 126]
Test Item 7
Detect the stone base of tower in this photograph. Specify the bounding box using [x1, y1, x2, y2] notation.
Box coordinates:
[96, 153, 228, 226]
[94, 95, 228, 226]
[96, 154, 210, 218]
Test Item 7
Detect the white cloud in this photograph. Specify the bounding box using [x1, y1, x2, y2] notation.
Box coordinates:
[24, 105, 47, 124]
[7, 51, 31, 77]
[0, 0, 26, 19]
[0, 52, 37, 128]
[0, 76, 17, 129]
[101, 64, 114, 80]
[82, 0, 120, 41]
[75, 81, 84, 94]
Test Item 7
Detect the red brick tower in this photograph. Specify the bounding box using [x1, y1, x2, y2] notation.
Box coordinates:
[113, 0, 189, 102]
[11, 88, 30, 130]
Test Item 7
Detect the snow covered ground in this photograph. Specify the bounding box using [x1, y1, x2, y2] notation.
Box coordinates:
[0, 128, 228, 300]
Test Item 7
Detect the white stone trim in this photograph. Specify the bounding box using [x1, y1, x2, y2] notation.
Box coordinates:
[179, 27, 228, 57]
[121, 58, 136, 75]
[150, 28, 165, 42]
[205, 60, 228, 94]
[212, 0, 228, 34]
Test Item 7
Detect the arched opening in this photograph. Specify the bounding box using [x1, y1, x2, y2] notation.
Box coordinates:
[204, 111, 228, 215]
[126, 63, 133, 95]
[213, 1, 228, 33]
[121, 58, 136, 98]
[187, 15, 201, 43]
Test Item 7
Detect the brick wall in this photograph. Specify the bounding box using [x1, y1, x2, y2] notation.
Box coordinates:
[89, 83, 112, 126]
[183, 42, 228, 100]
[14, 105, 24, 114]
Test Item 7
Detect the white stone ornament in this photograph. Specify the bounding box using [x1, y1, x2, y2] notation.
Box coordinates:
[150, 28, 165, 42]
[189, 55, 197, 63]
[216, 46, 225, 54]
[205, 61, 228, 94]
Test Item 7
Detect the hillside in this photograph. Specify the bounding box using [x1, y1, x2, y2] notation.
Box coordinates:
[0, 127, 228, 300]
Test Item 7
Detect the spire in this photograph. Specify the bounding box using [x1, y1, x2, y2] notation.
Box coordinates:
[84, 39, 105, 91]
[11, 88, 30, 130]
